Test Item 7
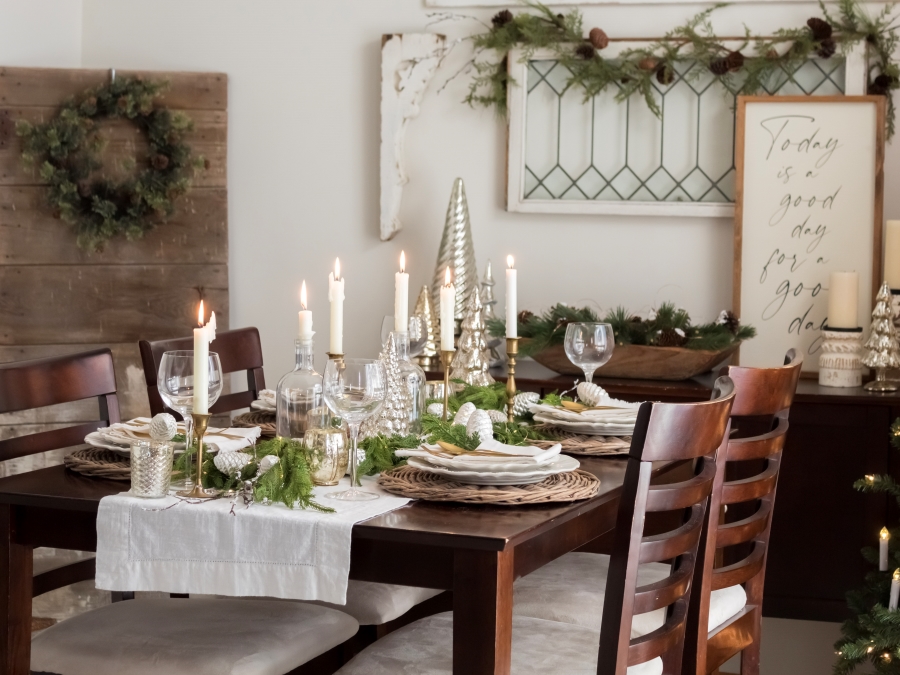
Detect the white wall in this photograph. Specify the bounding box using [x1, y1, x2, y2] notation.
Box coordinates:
[42, 0, 900, 379]
[0, 0, 82, 66]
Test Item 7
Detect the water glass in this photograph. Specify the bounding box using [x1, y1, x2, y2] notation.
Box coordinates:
[131, 440, 174, 498]
[564, 323, 615, 383]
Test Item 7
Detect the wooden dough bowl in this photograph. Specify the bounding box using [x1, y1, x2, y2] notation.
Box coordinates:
[526, 341, 741, 381]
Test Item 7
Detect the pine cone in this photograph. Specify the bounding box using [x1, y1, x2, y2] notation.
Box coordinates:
[869, 74, 894, 96]
[491, 9, 513, 28]
[629, 315, 643, 323]
[657, 328, 687, 348]
[555, 317, 572, 331]
[724, 51, 745, 71]
[151, 154, 169, 170]
[867, 33, 878, 45]
[719, 310, 740, 335]
[875, 74, 894, 88]
[517, 310, 535, 325]
[709, 57, 730, 76]
[638, 57, 658, 72]
[807, 17, 833, 41]
[589, 27, 609, 50]
[576, 43, 596, 60]
[656, 64, 674, 85]
[817, 38, 836, 59]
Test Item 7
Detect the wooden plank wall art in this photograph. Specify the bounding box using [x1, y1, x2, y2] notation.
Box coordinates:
[0, 67, 228, 477]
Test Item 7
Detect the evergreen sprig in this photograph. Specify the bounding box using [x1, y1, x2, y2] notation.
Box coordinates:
[422, 413, 483, 449]
[430, 379, 510, 415]
[454, 0, 899, 137]
[358, 433, 418, 478]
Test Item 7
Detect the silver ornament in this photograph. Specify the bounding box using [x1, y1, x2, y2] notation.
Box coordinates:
[214, 451, 252, 477]
[512, 392, 539, 417]
[453, 401, 476, 427]
[149, 413, 178, 442]
[486, 409, 506, 423]
[426, 402, 445, 417]
[450, 286, 495, 386]
[466, 409, 493, 443]
[432, 177, 477, 323]
[360, 332, 413, 438]
[257, 455, 280, 477]
[576, 382, 608, 407]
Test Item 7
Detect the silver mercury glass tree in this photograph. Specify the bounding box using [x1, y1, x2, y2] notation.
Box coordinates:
[431, 177, 477, 325]
[360, 332, 413, 438]
[863, 282, 900, 392]
[480, 259, 503, 367]
[450, 286, 495, 386]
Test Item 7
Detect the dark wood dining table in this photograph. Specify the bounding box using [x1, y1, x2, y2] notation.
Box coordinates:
[0, 456, 686, 675]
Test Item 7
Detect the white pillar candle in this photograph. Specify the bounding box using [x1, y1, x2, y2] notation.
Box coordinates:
[298, 280, 313, 341]
[506, 255, 517, 339]
[881, 527, 891, 571]
[440, 266, 455, 352]
[886, 221, 900, 289]
[394, 250, 409, 333]
[827, 271, 859, 329]
[329, 258, 345, 355]
[891, 569, 900, 611]
[192, 301, 216, 414]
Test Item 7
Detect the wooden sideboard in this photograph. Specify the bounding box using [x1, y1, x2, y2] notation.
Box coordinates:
[474, 360, 897, 623]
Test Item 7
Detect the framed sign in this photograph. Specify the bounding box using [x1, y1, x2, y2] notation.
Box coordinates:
[733, 95, 885, 371]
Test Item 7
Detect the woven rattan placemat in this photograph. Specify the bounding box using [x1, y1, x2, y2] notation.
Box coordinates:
[531, 426, 631, 456]
[377, 465, 600, 505]
[232, 411, 276, 438]
[64, 447, 131, 481]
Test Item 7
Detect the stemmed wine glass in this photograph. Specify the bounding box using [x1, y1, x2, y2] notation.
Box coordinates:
[322, 358, 386, 501]
[157, 350, 224, 488]
[564, 323, 615, 384]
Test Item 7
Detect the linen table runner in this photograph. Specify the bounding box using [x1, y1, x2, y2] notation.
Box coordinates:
[96, 477, 410, 604]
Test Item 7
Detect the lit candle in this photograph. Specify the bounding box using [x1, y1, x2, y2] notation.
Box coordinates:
[827, 271, 859, 329]
[890, 569, 900, 611]
[885, 221, 900, 289]
[328, 258, 345, 355]
[506, 255, 517, 339]
[192, 301, 216, 414]
[298, 281, 313, 341]
[395, 251, 409, 333]
[881, 527, 891, 571]
[440, 266, 455, 352]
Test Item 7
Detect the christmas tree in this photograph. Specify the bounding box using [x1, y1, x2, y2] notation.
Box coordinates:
[450, 286, 495, 386]
[835, 419, 900, 673]
[863, 283, 900, 372]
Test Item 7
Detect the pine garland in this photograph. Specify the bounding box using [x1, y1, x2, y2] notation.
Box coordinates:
[429, 379, 509, 415]
[357, 433, 418, 477]
[457, 0, 900, 137]
[835, 418, 900, 673]
[487, 302, 755, 357]
[16, 77, 204, 252]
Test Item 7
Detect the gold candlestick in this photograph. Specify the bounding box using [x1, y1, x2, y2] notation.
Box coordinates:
[506, 337, 519, 422]
[326, 352, 344, 362]
[177, 412, 219, 500]
[441, 350, 455, 421]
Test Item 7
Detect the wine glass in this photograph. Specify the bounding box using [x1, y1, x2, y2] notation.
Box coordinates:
[564, 323, 614, 384]
[157, 351, 224, 488]
[322, 358, 386, 501]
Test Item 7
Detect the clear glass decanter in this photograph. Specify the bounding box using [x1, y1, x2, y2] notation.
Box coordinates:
[391, 331, 426, 435]
[275, 337, 323, 440]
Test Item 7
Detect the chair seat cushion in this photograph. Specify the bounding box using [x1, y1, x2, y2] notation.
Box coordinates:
[513, 552, 746, 634]
[31, 598, 359, 675]
[310, 580, 442, 626]
[335, 611, 662, 675]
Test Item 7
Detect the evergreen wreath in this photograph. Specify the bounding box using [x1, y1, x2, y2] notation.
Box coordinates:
[453, 0, 900, 137]
[16, 77, 205, 252]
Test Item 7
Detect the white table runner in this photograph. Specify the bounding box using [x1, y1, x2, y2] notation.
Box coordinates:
[95, 477, 410, 605]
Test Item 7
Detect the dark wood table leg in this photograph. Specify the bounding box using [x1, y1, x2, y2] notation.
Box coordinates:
[1, 504, 32, 675]
[453, 548, 514, 675]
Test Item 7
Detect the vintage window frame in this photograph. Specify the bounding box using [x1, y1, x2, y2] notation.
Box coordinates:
[505, 41, 867, 218]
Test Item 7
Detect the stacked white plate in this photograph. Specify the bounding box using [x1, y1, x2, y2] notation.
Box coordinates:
[395, 439, 579, 486]
[251, 389, 276, 412]
[84, 418, 261, 456]
[530, 398, 640, 436]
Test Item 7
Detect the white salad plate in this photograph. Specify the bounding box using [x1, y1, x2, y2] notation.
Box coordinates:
[407, 454, 580, 485]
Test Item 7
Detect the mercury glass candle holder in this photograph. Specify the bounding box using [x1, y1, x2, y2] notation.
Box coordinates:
[130, 440, 174, 498]
[303, 407, 349, 486]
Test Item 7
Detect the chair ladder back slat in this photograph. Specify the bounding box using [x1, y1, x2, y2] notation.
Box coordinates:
[0, 421, 106, 462]
[711, 542, 766, 590]
[632, 554, 693, 615]
[714, 499, 773, 549]
[720, 461, 779, 505]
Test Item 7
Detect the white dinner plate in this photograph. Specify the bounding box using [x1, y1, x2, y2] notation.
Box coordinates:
[251, 400, 276, 412]
[85, 432, 187, 456]
[533, 414, 636, 436]
[407, 454, 580, 485]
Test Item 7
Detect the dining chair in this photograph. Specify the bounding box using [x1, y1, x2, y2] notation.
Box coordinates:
[139, 326, 267, 416]
[333, 377, 735, 675]
[0, 349, 359, 675]
[682, 349, 802, 675]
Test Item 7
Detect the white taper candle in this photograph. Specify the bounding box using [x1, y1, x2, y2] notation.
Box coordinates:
[395, 251, 409, 333]
[881, 527, 891, 571]
[298, 280, 313, 341]
[329, 258, 345, 354]
[193, 301, 210, 414]
[440, 266, 455, 352]
[506, 255, 517, 339]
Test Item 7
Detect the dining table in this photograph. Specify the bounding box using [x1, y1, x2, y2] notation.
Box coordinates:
[0, 455, 689, 675]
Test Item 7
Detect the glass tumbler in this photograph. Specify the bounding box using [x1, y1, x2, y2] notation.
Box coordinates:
[131, 440, 175, 498]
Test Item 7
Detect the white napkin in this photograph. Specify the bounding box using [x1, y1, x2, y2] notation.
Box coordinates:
[258, 389, 276, 407]
[95, 418, 261, 453]
[396, 438, 561, 465]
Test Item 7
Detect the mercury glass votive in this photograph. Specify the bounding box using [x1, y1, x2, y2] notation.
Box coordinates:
[303, 406, 349, 486]
[131, 440, 174, 498]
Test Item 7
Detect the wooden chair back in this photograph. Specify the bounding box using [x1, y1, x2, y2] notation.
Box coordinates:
[0, 348, 120, 463]
[0, 348, 121, 597]
[597, 376, 735, 675]
[684, 349, 802, 674]
[139, 327, 266, 416]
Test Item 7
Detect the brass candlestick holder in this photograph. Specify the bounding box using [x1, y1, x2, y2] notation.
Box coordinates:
[177, 412, 219, 500]
[326, 352, 344, 362]
[506, 337, 519, 422]
[441, 350, 455, 421]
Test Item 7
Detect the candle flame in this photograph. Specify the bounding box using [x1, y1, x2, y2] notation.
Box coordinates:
[893, 568, 899, 581]
[507, 255, 514, 269]
[444, 266, 452, 286]
[300, 280, 307, 310]
[334, 257, 341, 281]
[882, 527, 891, 541]
[400, 250, 406, 273]
[197, 300, 204, 327]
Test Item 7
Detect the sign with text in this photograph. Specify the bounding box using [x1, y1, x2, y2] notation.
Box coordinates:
[734, 96, 884, 371]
